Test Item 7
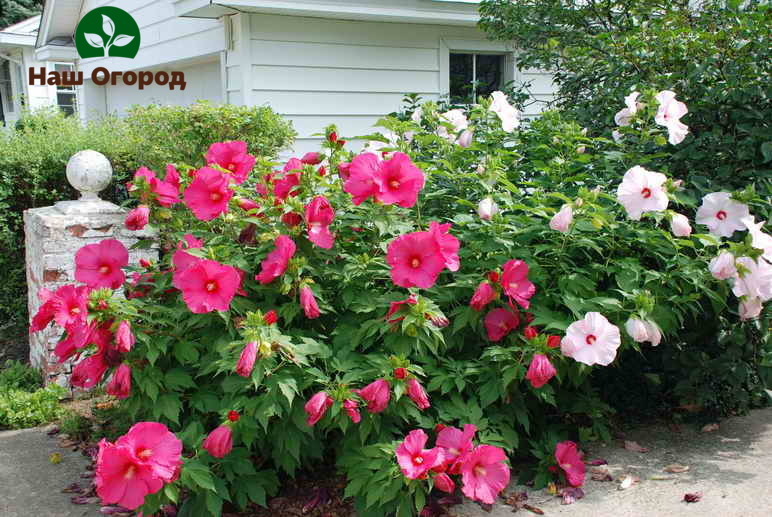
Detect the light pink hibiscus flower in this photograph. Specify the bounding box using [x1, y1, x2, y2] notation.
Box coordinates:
[560, 312, 621, 366]
[616, 166, 669, 220]
[654, 90, 689, 145]
[695, 192, 750, 238]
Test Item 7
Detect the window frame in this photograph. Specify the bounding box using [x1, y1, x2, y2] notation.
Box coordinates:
[53, 62, 78, 116]
[439, 38, 516, 102]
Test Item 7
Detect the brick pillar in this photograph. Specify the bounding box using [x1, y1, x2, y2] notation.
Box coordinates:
[23, 150, 157, 386]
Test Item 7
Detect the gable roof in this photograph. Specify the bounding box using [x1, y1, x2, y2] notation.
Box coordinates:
[36, 0, 81, 48]
[0, 15, 40, 47]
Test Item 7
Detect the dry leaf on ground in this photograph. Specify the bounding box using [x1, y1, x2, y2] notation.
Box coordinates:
[684, 492, 703, 503]
[624, 440, 649, 453]
[664, 464, 690, 473]
[590, 466, 613, 482]
[701, 423, 719, 433]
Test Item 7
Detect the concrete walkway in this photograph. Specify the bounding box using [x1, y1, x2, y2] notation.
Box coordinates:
[1, 408, 771, 516]
[0, 426, 99, 516]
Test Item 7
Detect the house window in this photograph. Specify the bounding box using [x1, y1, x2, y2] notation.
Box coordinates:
[54, 63, 78, 116]
[0, 60, 14, 115]
[449, 53, 506, 104]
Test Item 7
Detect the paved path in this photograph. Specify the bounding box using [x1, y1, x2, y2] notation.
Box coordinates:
[1, 408, 771, 516]
[0, 426, 99, 516]
[458, 407, 772, 517]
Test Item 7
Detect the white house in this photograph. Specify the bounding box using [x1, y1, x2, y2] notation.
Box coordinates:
[8, 0, 556, 153]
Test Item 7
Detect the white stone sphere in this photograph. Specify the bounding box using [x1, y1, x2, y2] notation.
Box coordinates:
[66, 150, 113, 199]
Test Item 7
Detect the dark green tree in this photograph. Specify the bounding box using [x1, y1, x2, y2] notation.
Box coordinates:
[0, 0, 44, 29]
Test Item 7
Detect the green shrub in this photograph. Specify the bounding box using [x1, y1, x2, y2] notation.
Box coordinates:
[58, 410, 93, 441]
[0, 384, 66, 429]
[122, 101, 296, 173]
[0, 102, 295, 333]
[0, 360, 42, 392]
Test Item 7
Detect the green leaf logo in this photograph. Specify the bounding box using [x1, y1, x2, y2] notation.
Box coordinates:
[75, 7, 141, 59]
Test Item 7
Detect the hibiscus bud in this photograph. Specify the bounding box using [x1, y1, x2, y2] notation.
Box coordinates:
[235, 341, 257, 377]
[625, 318, 649, 343]
[576, 146, 586, 154]
[739, 298, 763, 320]
[709, 252, 737, 280]
[203, 425, 233, 458]
[237, 198, 260, 212]
[115, 321, 135, 353]
[139, 258, 152, 268]
[357, 379, 390, 413]
[433, 472, 456, 493]
[281, 212, 303, 227]
[263, 310, 278, 325]
[393, 367, 408, 380]
[343, 399, 361, 424]
[644, 320, 662, 346]
[487, 271, 500, 283]
[550, 205, 574, 233]
[327, 131, 338, 143]
[428, 313, 449, 328]
[304, 391, 333, 426]
[300, 286, 321, 319]
[105, 364, 131, 399]
[477, 197, 499, 221]
[301, 152, 323, 165]
[546, 335, 561, 348]
[458, 129, 473, 148]
[124, 206, 150, 231]
[318, 166, 327, 177]
[406, 378, 431, 410]
[97, 300, 109, 310]
[672, 179, 684, 189]
[523, 326, 538, 340]
[525, 354, 556, 389]
[470, 281, 496, 311]
[574, 198, 584, 208]
[227, 410, 240, 422]
[434, 423, 446, 433]
[525, 312, 535, 324]
[670, 213, 692, 237]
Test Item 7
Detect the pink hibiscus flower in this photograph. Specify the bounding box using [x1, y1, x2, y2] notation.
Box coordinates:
[71, 352, 110, 389]
[174, 259, 241, 314]
[357, 378, 391, 413]
[406, 378, 430, 410]
[470, 282, 496, 311]
[484, 308, 520, 342]
[709, 252, 737, 280]
[132, 167, 181, 207]
[372, 152, 426, 208]
[301, 152, 323, 165]
[115, 320, 134, 353]
[52, 285, 90, 328]
[695, 192, 750, 238]
[460, 445, 511, 504]
[172, 234, 205, 286]
[95, 439, 163, 510]
[203, 425, 233, 458]
[343, 399, 361, 424]
[732, 257, 772, 302]
[106, 364, 132, 399]
[654, 90, 689, 145]
[183, 167, 234, 221]
[555, 441, 585, 487]
[116, 422, 183, 483]
[75, 239, 129, 289]
[273, 159, 303, 200]
[437, 424, 477, 465]
[125, 205, 150, 231]
[344, 153, 381, 205]
[305, 391, 333, 426]
[386, 232, 445, 289]
[206, 141, 256, 185]
[490, 91, 520, 132]
[500, 260, 536, 309]
[550, 205, 574, 233]
[616, 166, 669, 221]
[525, 354, 556, 389]
[304, 195, 335, 249]
[300, 286, 321, 319]
[385, 293, 419, 324]
[236, 341, 257, 377]
[396, 429, 445, 480]
[428, 222, 460, 272]
[434, 473, 456, 493]
[560, 312, 621, 366]
[255, 235, 296, 285]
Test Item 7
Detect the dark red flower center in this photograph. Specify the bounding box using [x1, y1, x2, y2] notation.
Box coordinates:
[210, 192, 222, 202]
[641, 188, 652, 199]
[586, 334, 597, 345]
[410, 257, 421, 268]
[716, 210, 727, 220]
[227, 162, 237, 172]
[206, 281, 218, 292]
[412, 455, 424, 465]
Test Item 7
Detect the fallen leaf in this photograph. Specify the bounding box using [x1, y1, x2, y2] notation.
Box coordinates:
[590, 466, 613, 482]
[701, 423, 719, 433]
[560, 487, 584, 505]
[624, 440, 649, 453]
[49, 452, 62, 464]
[664, 464, 690, 473]
[649, 475, 677, 481]
[547, 482, 558, 495]
[586, 458, 608, 466]
[684, 492, 702, 503]
[523, 504, 545, 515]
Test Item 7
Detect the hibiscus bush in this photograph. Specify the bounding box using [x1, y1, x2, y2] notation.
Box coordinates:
[30, 89, 770, 516]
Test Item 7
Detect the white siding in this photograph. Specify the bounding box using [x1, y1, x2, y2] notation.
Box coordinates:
[239, 13, 556, 155]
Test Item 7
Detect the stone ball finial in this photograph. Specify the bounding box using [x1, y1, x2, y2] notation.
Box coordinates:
[66, 150, 113, 201]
